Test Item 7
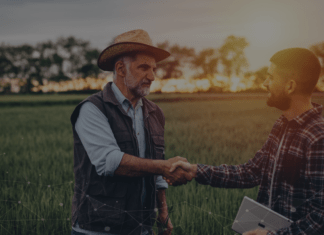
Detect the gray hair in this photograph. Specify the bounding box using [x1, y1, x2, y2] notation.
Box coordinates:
[112, 53, 138, 76]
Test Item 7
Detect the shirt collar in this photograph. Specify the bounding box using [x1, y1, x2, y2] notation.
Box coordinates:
[111, 82, 143, 109]
[278, 102, 323, 126]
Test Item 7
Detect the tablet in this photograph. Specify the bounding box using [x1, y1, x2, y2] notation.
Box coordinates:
[232, 196, 293, 234]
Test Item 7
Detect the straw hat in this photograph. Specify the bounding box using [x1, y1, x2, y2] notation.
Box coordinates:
[97, 29, 170, 71]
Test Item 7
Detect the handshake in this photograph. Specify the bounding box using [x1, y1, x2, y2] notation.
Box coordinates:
[161, 156, 197, 186]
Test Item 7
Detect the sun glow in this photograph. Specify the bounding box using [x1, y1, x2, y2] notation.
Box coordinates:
[4, 73, 324, 94]
[29, 75, 251, 93]
[31, 76, 113, 93]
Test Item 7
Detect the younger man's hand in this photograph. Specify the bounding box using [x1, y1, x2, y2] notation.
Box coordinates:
[162, 156, 192, 186]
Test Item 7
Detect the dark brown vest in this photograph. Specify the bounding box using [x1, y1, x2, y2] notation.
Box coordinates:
[70, 82, 165, 235]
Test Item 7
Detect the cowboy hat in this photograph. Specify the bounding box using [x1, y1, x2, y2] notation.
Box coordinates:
[97, 29, 170, 71]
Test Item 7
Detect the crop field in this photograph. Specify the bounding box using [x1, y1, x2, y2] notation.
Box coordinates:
[1, 94, 324, 235]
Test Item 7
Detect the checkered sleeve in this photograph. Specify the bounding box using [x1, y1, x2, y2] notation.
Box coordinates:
[195, 147, 266, 188]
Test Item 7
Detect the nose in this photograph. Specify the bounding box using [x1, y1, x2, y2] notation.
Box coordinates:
[147, 69, 155, 82]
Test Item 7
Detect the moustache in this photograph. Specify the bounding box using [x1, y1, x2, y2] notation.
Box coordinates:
[141, 80, 151, 86]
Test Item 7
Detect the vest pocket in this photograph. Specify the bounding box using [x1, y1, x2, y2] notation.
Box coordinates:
[87, 194, 127, 226]
[152, 135, 165, 160]
[114, 131, 135, 155]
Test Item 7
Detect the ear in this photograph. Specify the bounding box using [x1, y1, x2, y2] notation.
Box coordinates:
[285, 79, 297, 96]
[115, 61, 126, 77]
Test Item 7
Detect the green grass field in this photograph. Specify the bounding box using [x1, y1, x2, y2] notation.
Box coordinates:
[0, 93, 268, 107]
[1, 95, 324, 235]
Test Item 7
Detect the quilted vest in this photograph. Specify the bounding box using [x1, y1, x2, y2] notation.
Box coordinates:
[70, 82, 165, 235]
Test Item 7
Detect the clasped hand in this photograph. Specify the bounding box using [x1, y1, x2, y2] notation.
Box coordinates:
[162, 156, 196, 186]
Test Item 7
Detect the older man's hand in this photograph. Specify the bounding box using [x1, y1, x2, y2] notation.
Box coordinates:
[243, 228, 269, 235]
[168, 161, 197, 182]
[161, 156, 193, 186]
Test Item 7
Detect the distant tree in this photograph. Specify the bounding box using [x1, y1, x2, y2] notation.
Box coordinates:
[0, 55, 16, 77]
[310, 42, 324, 75]
[191, 48, 218, 79]
[0, 36, 102, 93]
[0, 44, 27, 79]
[25, 36, 100, 82]
[254, 66, 268, 86]
[78, 49, 100, 78]
[156, 41, 195, 79]
[0, 44, 36, 93]
[242, 66, 268, 91]
[218, 35, 249, 78]
[53, 36, 99, 79]
[32, 40, 55, 83]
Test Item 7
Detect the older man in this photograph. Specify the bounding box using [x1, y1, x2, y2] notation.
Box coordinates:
[70, 29, 191, 235]
[168, 48, 324, 235]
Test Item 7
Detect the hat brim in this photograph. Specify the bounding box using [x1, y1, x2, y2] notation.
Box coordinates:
[97, 42, 170, 71]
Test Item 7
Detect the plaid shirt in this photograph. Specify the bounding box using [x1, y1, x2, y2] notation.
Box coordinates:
[196, 103, 324, 235]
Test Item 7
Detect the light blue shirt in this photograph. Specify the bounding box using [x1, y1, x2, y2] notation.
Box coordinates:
[72, 82, 167, 235]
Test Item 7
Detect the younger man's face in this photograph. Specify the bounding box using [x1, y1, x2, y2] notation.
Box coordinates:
[263, 63, 292, 111]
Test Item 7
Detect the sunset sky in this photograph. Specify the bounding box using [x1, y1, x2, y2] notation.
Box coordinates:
[1, 0, 324, 72]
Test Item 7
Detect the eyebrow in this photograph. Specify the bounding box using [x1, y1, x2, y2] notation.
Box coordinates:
[138, 64, 156, 70]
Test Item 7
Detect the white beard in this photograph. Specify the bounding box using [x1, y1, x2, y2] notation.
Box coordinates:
[124, 73, 151, 98]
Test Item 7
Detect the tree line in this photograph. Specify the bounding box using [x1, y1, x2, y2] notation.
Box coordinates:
[1, 35, 324, 93]
[0, 36, 100, 93]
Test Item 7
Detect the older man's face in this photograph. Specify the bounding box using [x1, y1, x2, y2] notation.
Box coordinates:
[124, 53, 156, 98]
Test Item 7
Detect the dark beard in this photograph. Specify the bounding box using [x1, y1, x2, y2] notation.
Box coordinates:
[266, 92, 291, 111]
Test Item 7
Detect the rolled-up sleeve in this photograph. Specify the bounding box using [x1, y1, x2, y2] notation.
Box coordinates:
[75, 101, 124, 177]
[156, 175, 168, 189]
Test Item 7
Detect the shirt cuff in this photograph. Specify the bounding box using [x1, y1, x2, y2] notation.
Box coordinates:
[156, 175, 168, 189]
[105, 151, 124, 177]
[195, 164, 212, 185]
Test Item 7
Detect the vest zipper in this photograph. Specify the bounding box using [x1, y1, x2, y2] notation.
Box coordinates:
[132, 113, 144, 234]
[122, 104, 144, 232]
